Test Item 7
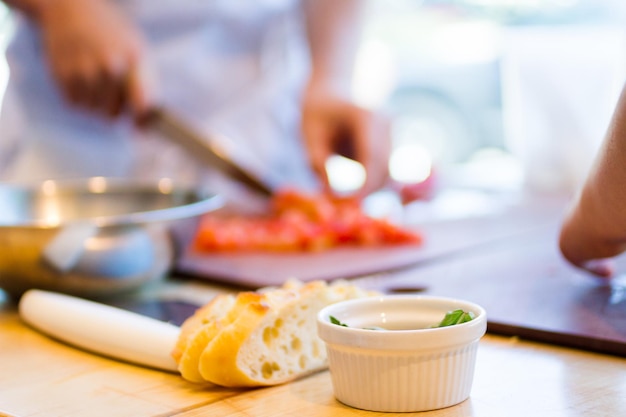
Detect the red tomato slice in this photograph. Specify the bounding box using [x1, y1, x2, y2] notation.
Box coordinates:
[194, 189, 423, 252]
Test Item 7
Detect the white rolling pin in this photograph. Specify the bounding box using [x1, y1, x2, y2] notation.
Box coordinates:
[18, 289, 180, 372]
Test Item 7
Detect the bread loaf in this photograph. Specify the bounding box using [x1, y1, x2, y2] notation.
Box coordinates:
[172, 293, 236, 382]
[172, 279, 376, 387]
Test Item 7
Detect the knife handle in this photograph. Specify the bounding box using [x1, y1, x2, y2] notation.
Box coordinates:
[18, 289, 180, 373]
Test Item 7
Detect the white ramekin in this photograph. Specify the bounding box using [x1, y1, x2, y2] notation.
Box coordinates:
[317, 295, 487, 413]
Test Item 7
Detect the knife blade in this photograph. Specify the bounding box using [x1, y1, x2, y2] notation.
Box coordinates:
[146, 108, 274, 197]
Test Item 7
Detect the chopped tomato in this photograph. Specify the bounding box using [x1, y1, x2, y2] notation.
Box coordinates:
[193, 188, 423, 253]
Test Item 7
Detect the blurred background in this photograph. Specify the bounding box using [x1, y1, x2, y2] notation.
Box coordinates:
[351, 0, 626, 204]
[1, 0, 626, 216]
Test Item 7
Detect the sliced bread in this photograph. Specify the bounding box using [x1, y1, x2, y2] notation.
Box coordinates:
[172, 279, 376, 387]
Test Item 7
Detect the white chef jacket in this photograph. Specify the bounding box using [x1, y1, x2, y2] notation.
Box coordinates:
[0, 0, 318, 195]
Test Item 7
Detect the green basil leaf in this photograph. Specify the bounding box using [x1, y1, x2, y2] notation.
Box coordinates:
[436, 309, 475, 327]
[329, 315, 348, 327]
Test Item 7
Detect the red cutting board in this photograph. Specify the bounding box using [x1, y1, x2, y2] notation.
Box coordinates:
[176, 193, 626, 357]
[175, 205, 559, 288]
[175, 192, 567, 288]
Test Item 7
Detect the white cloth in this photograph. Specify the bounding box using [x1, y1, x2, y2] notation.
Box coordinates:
[0, 0, 318, 195]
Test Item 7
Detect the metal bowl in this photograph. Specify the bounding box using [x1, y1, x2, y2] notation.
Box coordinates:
[0, 177, 222, 298]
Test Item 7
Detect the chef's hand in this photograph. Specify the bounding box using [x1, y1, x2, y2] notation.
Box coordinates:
[301, 85, 391, 197]
[34, 0, 151, 119]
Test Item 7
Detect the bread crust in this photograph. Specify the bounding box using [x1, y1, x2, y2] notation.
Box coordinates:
[173, 294, 236, 382]
[199, 282, 325, 387]
[172, 280, 377, 387]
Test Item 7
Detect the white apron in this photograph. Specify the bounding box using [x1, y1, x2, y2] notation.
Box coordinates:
[0, 0, 317, 195]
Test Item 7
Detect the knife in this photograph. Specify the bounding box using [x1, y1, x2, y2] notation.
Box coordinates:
[19, 289, 181, 372]
[146, 107, 274, 197]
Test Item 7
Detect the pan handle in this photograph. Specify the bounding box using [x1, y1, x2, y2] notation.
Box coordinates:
[18, 289, 180, 372]
[41, 221, 98, 273]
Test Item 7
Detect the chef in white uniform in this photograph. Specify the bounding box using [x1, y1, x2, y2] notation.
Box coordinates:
[0, 0, 390, 198]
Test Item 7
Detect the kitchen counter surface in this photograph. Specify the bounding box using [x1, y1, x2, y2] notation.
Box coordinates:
[1, 189, 625, 417]
[1, 277, 625, 417]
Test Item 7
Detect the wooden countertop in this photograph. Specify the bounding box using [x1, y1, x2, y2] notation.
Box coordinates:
[1, 278, 625, 417]
[1, 190, 625, 416]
